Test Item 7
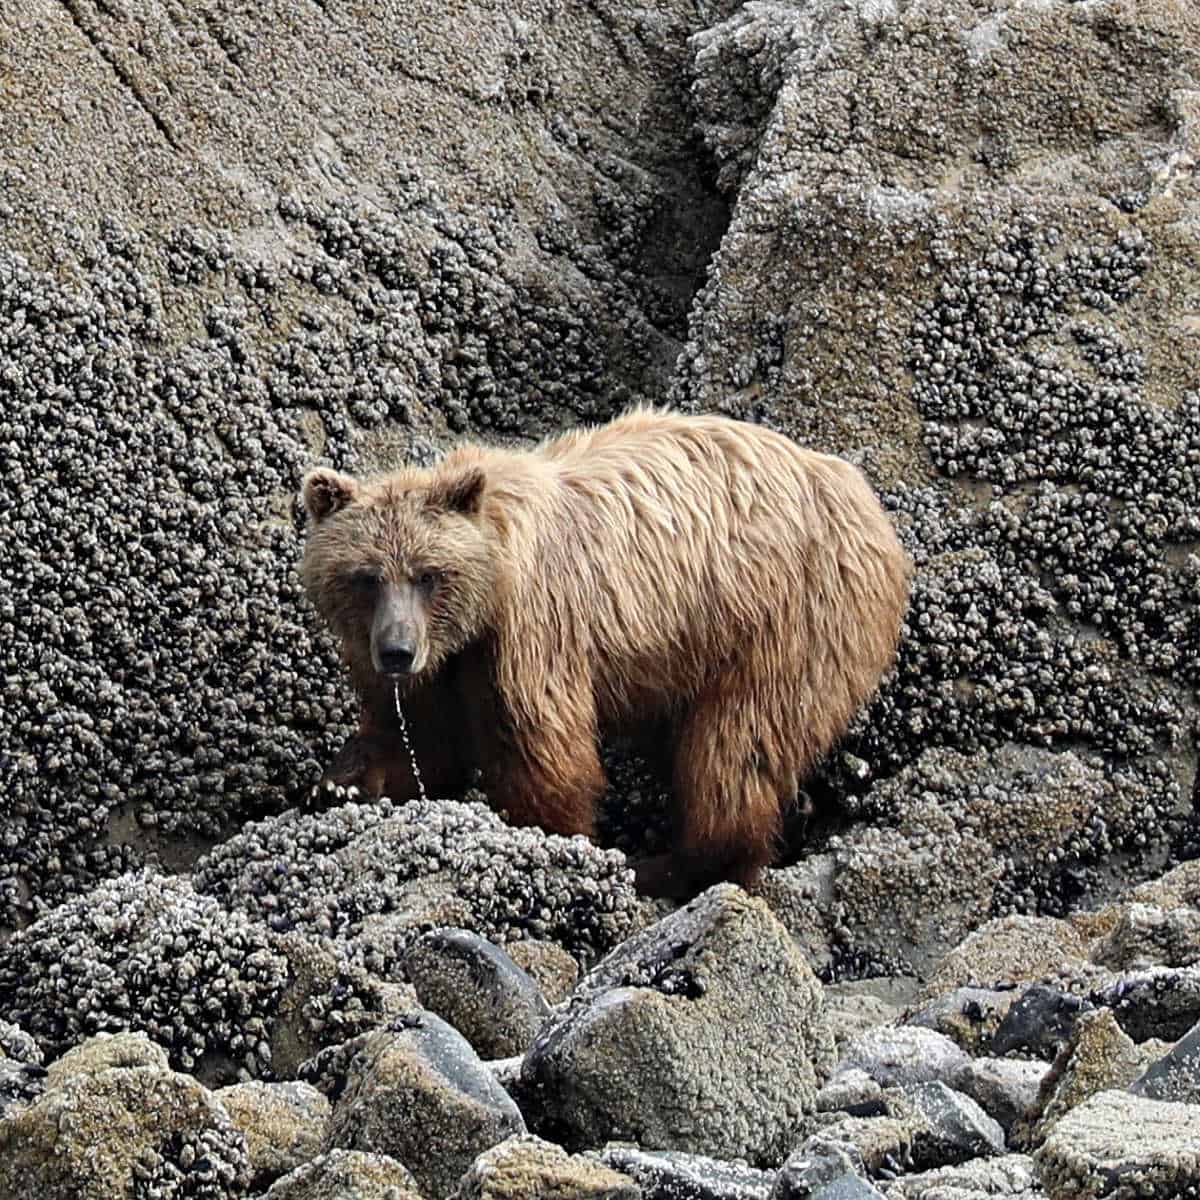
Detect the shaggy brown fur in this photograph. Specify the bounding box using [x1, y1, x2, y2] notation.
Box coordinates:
[300, 408, 911, 898]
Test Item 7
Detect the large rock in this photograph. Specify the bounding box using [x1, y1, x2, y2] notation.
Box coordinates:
[1035, 1089, 1200, 1199]
[0, 0, 726, 931]
[0, 1057, 251, 1199]
[684, 0, 1200, 967]
[522, 884, 832, 1165]
[324, 1011, 526, 1199]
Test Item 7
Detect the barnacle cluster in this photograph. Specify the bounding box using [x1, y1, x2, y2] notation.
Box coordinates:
[0, 146, 688, 927]
[194, 797, 642, 969]
[0, 871, 289, 1079]
[845, 221, 1195, 861]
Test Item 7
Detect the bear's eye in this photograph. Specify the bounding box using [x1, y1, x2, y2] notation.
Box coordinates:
[414, 569, 441, 591]
[349, 568, 382, 593]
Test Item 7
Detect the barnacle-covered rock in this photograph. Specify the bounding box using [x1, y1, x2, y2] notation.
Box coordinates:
[262, 1149, 424, 1200]
[0, 0, 727, 933]
[216, 1080, 331, 1192]
[522, 884, 832, 1166]
[317, 1012, 526, 1200]
[0, 870, 289, 1082]
[0, 1050, 251, 1199]
[194, 797, 644, 968]
[681, 0, 1200, 935]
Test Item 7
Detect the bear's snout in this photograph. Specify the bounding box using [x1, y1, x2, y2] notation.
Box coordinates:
[369, 580, 425, 678]
[377, 637, 416, 677]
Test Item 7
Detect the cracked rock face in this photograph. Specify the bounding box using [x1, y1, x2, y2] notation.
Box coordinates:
[0, 0, 726, 931]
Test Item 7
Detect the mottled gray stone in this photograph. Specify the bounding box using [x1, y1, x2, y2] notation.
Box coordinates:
[404, 927, 551, 1060]
[325, 1011, 525, 1200]
[1130, 1016, 1200, 1103]
[263, 1149, 424, 1200]
[600, 1146, 776, 1199]
[835, 1027, 970, 1090]
[1035, 1089, 1200, 1199]
[453, 1135, 639, 1199]
[217, 1079, 331, 1191]
[523, 884, 831, 1165]
[902, 1082, 1006, 1168]
[951, 1058, 1046, 1140]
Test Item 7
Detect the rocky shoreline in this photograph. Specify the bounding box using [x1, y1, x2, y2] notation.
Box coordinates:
[4, 806, 1200, 1197]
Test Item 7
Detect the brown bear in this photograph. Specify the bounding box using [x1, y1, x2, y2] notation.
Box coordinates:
[299, 407, 911, 898]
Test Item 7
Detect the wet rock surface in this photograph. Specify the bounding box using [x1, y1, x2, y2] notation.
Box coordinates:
[2, 0, 1200, 1198]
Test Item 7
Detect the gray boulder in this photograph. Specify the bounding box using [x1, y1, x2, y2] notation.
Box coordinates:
[452, 1135, 638, 1199]
[951, 1058, 1047, 1141]
[263, 1149, 424, 1200]
[834, 1026, 970, 1091]
[217, 1079, 331, 1192]
[404, 927, 551, 1060]
[601, 1146, 776, 1199]
[1035, 1089, 1200, 1199]
[1130, 1016, 1200, 1103]
[324, 1011, 525, 1199]
[523, 884, 832, 1165]
[901, 1082, 1006, 1168]
[0, 1058, 251, 1199]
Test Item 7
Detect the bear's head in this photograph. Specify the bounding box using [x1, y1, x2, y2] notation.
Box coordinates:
[299, 462, 498, 683]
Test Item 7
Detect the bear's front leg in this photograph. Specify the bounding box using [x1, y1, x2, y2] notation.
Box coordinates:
[315, 682, 469, 804]
[316, 730, 398, 799]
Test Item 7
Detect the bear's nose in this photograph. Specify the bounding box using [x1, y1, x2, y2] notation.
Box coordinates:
[378, 641, 416, 676]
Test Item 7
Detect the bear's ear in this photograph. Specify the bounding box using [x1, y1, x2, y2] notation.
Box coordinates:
[428, 466, 486, 516]
[302, 468, 359, 524]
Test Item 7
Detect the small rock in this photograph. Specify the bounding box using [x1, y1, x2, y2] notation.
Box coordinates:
[1035, 1089, 1200, 1199]
[404, 927, 552, 1059]
[1090, 902, 1200, 971]
[0, 1063, 251, 1197]
[325, 1011, 525, 1199]
[772, 1139, 868, 1199]
[1090, 966, 1200, 1043]
[45, 1030, 170, 1088]
[452, 1134, 638, 1198]
[808, 1181, 887, 1200]
[990, 985, 1094, 1060]
[901, 1081, 1006, 1167]
[601, 1146, 776, 1199]
[922, 916, 1089, 1002]
[263, 1148, 424, 1199]
[1033, 1009, 1147, 1141]
[216, 1079, 331, 1191]
[504, 938, 581, 1005]
[791, 1121, 912, 1179]
[879, 1153, 1040, 1199]
[904, 987, 1018, 1054]
[835, 1026, 970, 1089]
[816, 1069, 885, 1115]
[1130, 1016, 1200, 1103]
[951, 1057, 1046, 1139]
